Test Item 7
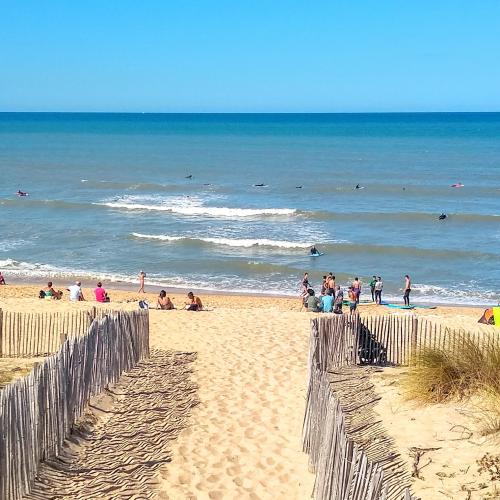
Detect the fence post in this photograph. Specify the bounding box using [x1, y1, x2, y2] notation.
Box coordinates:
[0, 309, 2, 358]
[411, 315, 418, 363]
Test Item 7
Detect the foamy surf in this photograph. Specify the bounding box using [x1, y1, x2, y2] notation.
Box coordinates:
[131, 233, 312, 249]
[98, 201, 296, 217]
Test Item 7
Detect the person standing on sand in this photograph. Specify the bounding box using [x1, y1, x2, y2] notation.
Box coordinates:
[0, 272, 6, 285]
[138, 270, 146, 293]
[348, 287, 357, 313]
[374, 277, 383, 305]
[369, 275, 377, 302]
[403, 274, 411, 306]
[333, 286, 343, 314]
[352, 277, 361, 303]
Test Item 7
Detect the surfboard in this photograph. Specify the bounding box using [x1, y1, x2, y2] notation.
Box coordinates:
[384, 303, 415, 310]
[310, 252, 324, 257]
[414, 305, 437, 310]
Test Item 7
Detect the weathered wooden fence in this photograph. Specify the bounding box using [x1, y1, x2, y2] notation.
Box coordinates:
[0, 307, 119, 357]
[309, 313, 499, 369]
[0, 309, 149, 500]
[304, 314, 424, 499]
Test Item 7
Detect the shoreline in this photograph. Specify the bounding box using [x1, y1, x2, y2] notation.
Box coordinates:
[0, 275, 492, 309]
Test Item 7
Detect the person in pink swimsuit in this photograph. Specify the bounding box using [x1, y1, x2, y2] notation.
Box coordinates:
[94, 282, 109, 303]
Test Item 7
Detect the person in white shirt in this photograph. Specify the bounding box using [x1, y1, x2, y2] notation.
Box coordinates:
[67, 281, 84, 301]
[374, 277, 383, 304]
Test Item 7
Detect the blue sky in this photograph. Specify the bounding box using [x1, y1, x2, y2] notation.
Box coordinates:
[1, 1, 499, 112]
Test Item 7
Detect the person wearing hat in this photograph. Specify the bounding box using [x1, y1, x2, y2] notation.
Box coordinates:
[67, 281, 85, 301]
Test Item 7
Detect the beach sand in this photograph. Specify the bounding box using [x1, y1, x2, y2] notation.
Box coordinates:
[0, 284, 496, 498]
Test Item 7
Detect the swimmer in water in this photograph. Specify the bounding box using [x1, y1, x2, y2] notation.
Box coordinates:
[355, 184, 360, 189]
[254, 183, 266, 187]
[185, 174, 193, 179]
[438, 213, 447, 220]
[16, 190, 28, 197]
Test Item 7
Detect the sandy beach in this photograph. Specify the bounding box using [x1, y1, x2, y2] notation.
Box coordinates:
[0, 284, 497, 498]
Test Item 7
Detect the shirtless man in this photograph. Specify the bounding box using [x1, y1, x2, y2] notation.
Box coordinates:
[352, 277, 361, 303]
[327, 274, 336, 296]
[138, 270, 146, 293]
[185, 292, 203, 311]
[403, 275, 411, 306]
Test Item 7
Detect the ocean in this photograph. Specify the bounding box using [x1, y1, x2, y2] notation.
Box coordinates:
[1, 112, 499, 305]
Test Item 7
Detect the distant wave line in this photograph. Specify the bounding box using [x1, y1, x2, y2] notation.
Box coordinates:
[131, 233, 315, 249]
[99, 201, 297, 217]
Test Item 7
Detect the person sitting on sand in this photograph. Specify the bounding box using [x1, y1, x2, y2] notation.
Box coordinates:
[306, 289, 321, 312]
[94, 282, 110, 303]
[320, 290, 334, 313]
[185, 291, 203, 311]
[43, 281, 63, 299]
[333, 286, 343, 314]
[0, 272, 5, 285]
[157, 290, 174, 310]
[67, 281, 85, 301]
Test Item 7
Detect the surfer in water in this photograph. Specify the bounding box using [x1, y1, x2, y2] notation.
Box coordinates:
[16, 190, 28, 197]
[438, 213, 447, 220]
[253, 183, 266, 187]
[185, 174, 193, 179]
[310, 245, 320, 256]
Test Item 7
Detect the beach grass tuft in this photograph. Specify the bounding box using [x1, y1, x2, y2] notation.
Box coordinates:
[404, 336, 500, 435]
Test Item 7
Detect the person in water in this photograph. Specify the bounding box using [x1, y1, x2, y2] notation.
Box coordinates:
[438, 213, 447, 220]
[185, 292, 203, 311]
[310, 245, 320, 255]
[157, 290, 174, 310]
[16, 190, 28, 196]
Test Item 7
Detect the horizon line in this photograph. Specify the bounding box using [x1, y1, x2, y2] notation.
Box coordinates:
[1, 110, 500, 115]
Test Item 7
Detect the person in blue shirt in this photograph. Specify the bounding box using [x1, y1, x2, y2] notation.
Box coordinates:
[321, 290, 334, 313]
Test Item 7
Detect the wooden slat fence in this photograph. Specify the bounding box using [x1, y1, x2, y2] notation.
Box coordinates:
[0, 307, 123, 358]
[304, 314, 425, 499]
[0, 309, 149, 499]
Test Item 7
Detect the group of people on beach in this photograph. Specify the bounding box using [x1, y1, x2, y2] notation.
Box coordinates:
[301, 272, 412, 312]
[38, 281, 110, 303]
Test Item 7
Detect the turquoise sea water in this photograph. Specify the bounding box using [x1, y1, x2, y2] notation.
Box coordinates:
[0, 112, 499, 305]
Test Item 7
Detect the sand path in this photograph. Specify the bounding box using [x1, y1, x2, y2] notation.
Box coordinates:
[151, 308, 315, 499]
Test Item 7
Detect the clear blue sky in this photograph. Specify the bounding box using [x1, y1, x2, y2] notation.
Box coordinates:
[1, 1, 499, 112]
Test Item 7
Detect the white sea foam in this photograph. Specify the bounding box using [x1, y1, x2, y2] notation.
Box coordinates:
[131, 233, 312, 249]
[98, 201, 296, 217]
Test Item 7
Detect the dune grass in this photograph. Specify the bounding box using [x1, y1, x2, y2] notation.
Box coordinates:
[404, 336, 500, 436]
